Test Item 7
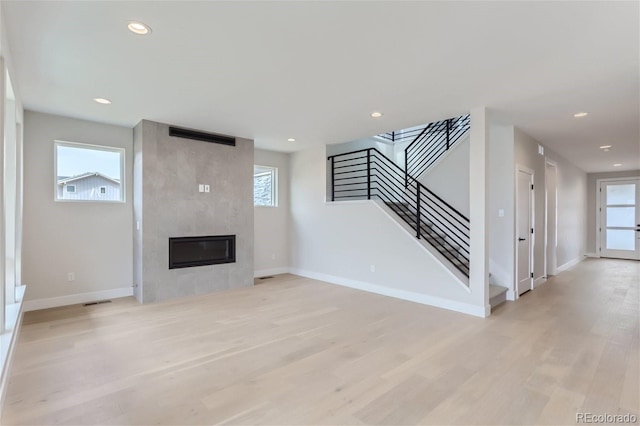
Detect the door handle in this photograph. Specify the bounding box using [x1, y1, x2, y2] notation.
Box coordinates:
[518, 238, 526, 241]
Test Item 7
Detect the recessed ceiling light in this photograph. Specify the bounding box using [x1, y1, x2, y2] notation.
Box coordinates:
[128, 21, 151, 35]
[573, 112, 589, 118]
[613, 163, 622, 167]
[287, 138, 296, 142]
[93, 97, 112, 105]
[371, 112, 383, 118]
[599, 145, 611, 149]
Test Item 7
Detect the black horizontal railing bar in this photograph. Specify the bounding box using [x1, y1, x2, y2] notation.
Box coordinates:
[333, 161, 368, 170]
[408, 145, 445, 172]
[407, 131, 448, 162]
[419, 206, 469, 240]
[407, 133, 446, 161]
[334, 175, 367, 182]
[404, 122, 437, 154]
[333, 154, 368, 164]
[419, 196, 469, 232]
[371, 157, 407, 179]
[334, 168, 368, 176]
[371, 163, 410, 186]
[371, 182, 414, 210]
[418, 210, 469, 251]
[418, 186, 469, 227]
[327, 148, 379, 159]
[336, 188, 367, 197]
[372, 174, 419, 200]
[334, 181, 368, 187]
[371, 173, 415, 200]
[334, 194, 368, 199]
[372, 177, 415, 203]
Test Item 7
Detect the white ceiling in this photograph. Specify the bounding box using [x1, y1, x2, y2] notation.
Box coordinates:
[2, 1, 638, 172]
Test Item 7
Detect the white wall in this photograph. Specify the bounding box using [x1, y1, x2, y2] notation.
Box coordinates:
[586, 170, 640, 255]
[420, 135, 470, 216]
[254, 149, 290, 276]
[489, 124, 515, 291]
[23, 111, 133, 305]
[514, 128, 587, 281]
[289, 146, 485, 317]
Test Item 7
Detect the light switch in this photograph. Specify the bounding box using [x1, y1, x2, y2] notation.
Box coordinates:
[498, 209, 505, 217]
[204, 185, 210, 193]
[198, 184, 204, 192]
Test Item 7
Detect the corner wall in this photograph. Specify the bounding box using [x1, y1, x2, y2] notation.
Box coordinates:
[22, 111, 133, 307]
[254, 149, 290, 276]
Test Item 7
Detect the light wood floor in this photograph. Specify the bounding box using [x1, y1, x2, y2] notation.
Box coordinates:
[2, 259, 638, 425]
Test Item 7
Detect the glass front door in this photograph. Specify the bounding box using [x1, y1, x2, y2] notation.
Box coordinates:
[600, 179, 640, 260]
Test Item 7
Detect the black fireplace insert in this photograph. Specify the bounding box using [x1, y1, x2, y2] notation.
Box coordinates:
[169, 235, 235, 269]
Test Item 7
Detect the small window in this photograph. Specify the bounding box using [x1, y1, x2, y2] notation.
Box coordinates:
[254, 165, 277, 207]
[55, 141, 125, 202]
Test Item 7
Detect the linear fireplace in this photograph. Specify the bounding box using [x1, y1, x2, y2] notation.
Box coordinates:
[169, 235, 236, 269]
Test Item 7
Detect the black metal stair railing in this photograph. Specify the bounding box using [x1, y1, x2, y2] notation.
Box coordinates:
[404, 114, 470, 186]
[327, 148, 470, 277]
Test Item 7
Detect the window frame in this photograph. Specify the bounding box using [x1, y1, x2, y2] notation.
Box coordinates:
[54, 140, 125, 203]
[253, 165, 278, 207]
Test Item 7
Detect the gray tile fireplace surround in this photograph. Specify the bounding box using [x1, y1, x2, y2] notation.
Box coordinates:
[133, 120, 254, 303]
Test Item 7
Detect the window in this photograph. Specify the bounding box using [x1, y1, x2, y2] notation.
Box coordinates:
[254, 165, 277, 207]
[55, 141, 125, 202]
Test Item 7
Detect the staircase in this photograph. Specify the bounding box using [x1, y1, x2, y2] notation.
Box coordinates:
[328, 148, 470, 279]
[327, 114, 472, 279]
[405, 114, 470, 182]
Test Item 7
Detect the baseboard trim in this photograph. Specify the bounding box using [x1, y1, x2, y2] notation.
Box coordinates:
[23, 287, 134, 312]
[506, 290, 516, 301]
[1, 285, 26, 412]
[586, 253, 600, 258]
[556, 256, 585, 274]
[290, 268, 488, 318]
[254, 267, 290, 278]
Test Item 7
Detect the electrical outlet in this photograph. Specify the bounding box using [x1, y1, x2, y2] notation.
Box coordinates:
[198, 184, 204, 193]
[68, 272, 75, 281]
[370, 264, 376, 273]
[271, 253, 276, 260]
[204, 185, 210, 193]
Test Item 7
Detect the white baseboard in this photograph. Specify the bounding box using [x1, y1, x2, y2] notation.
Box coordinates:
[506, 290, 516, 301]
[290, 268, 488, 318]
[1, 285, 26, 411]
[586, 253, 600, 258]
[533, 276, 547, 288]
[23, 287, 134, 312]
[556, 256, 585, 274]
[254, 267, 290, 278]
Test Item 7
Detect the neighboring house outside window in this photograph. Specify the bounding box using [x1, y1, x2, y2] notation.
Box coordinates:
[254, 165, 277, 207]
[55, 141, 125, 202]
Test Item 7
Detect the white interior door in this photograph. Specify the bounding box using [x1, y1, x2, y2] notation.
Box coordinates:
[516, 169, 534, 296]
[600, 179, 640, 260]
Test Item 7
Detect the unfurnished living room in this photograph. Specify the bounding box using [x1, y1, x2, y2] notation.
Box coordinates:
[0, 1, 638, 425]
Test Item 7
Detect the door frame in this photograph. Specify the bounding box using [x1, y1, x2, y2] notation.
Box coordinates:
[544, 160, 558, 276]
[596, 176, 640, 259]
[515, 165, 535, 298]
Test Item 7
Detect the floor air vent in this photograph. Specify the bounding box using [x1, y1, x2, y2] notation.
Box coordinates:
[168, 126, 236, 146]
[83, 300, 112, 306]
